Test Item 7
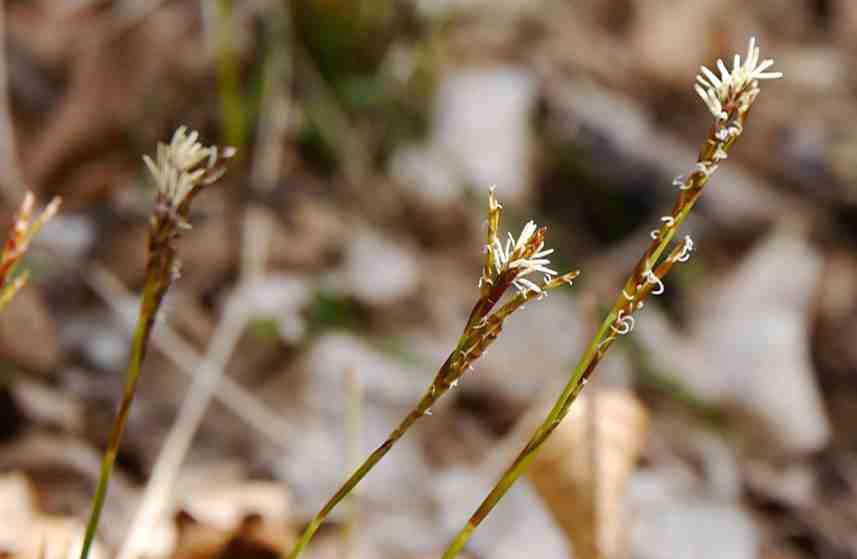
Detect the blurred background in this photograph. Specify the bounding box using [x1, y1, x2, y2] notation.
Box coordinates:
[0, 1, 856, 558]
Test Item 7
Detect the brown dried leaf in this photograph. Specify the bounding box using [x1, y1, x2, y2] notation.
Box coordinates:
[527, 390, 650, 559]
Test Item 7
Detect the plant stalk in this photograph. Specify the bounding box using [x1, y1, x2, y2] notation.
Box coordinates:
[285, 191, 578, 558]
[441, 116, 748, 558]
[287, 279, 562, 557]
[287, 370, 448, 559]
[79, 254, 173, 559]
[79, 126, 233, 558]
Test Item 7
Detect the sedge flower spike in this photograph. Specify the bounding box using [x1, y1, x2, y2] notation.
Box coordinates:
[491, 220, 558, 294]
[79, 128, 233, 559]
[143, 127, 235, 279]
[143, 126, 235, 213]
[440, 38, 782, 559]
[481, 187, 567, 297]
[285, 187, 579, 559]
[694, 36, 782, 120]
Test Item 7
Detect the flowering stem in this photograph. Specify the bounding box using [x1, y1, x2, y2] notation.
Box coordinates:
[286, 195, 579, 557]
[79, 257, 172, 559]
[441, 317, 608, 559]
[79, 127, 232, 559]
[441, 107, 757, 558]
[287, 309, 501, 558]
[287, 373, 446, 559]
[286, 341, 466, 558]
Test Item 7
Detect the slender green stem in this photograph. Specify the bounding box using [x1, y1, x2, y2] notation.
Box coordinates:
[287, 382, 442, 559]
[286, 196, 575, 558]
[441, 118, 746, 558]
[442, 315, 612, 558]
[215, 0, 246, 151]
[341, 368, 363, 559]
[79, 268, 169, 559]
[285, 290, 523, 558]
[80, 126, 231, 559]
[442, 254, 684, 558]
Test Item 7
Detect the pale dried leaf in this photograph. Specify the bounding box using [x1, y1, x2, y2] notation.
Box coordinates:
[180, 480, 290, 532]
[0, 472, 38, 553]
[18, 516, 106, 559]
[527, 390, 650, 559]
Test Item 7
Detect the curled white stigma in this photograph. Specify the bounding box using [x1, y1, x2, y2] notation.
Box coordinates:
[490, 219, 558, 294]
[673, 235, 695, 263]
[643, 269, 665, 295]
[610, 310, 635, 336]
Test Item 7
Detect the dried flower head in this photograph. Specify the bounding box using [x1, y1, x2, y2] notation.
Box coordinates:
[694, 36, 782, 120]
[143, 126, 235, 212]
[0, 192, 61, 309]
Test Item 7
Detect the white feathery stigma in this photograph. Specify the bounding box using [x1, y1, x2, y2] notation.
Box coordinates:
[143, 126, 233, 208]
[694, 36, 782, 120]
[490, 219, 558, 294]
